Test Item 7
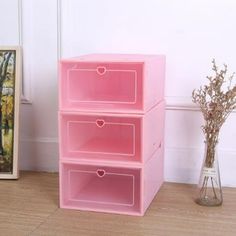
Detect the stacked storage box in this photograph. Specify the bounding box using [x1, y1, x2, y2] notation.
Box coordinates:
[59, 54, 165, 216]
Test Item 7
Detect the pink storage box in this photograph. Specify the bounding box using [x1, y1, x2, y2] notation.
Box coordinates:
[59, 101, 165, 164]
[59, 54, 165, 113]
[60, 142, 164, 216]
[59, 54, 166, 216]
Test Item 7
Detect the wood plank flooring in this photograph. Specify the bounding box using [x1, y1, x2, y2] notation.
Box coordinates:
[0, 171, 235, 236]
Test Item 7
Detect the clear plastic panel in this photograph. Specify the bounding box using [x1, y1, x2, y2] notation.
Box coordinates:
[61, 163, 141, 213]
[60, 114, 141, 161]
[60, 62, 143, 111]
[68, 68, 136, 104]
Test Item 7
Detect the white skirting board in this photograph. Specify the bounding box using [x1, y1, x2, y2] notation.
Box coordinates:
[19, 138, 236, 187]
[19, 138, 59, 172]
[165, 146, 236, 187]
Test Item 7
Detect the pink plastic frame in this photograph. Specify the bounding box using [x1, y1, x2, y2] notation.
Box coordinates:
[59, 101, 165, 163]
[59, 54, 165, 113]
[59, 54, 166, 216]
[60, 143, 164, 216]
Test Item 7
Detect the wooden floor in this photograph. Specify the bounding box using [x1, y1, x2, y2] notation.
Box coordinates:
[0, 172, 236, 236]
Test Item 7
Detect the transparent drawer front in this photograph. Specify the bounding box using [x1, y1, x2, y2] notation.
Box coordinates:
[61, 163, 141, 213]
[60, 114, 141, 161]
[69, 69, 136, 103]
[60, 62, 143, 110]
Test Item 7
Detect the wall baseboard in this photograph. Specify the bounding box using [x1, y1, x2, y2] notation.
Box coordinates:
[165, 146, 236, 187]
[19, 138, 236, 187]
[19, 138, 59, 172]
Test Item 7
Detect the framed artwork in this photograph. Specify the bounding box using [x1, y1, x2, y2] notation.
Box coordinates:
[0, 46, 21, 179]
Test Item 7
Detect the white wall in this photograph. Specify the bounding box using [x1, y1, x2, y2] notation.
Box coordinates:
[1, 0, 236, 186]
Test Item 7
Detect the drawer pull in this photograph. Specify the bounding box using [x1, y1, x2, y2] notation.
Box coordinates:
[96, 66, 106, 75]
[96, 119, 105, 128]
[97, 169, 105, 178]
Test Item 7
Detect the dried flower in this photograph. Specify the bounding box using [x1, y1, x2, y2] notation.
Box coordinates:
[192, 59, 236, 167]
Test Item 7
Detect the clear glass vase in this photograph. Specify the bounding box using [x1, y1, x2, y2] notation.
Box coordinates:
[195, 142, 223, 206]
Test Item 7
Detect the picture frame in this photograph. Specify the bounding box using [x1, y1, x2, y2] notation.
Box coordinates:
[0, 46, 21, 179]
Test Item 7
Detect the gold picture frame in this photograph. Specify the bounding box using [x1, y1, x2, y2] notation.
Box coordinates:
[0, 46, 21, 179]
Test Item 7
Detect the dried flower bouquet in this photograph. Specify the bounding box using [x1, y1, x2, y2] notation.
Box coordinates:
[192, 59, 236, 206]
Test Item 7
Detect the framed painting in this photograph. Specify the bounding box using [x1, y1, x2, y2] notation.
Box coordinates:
[0, 46, 21, 179]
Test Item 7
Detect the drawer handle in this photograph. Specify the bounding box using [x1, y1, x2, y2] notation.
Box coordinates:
[96, 119, 105, 128]
[96, 66, 106, 75]
[97, 169, 105, 178]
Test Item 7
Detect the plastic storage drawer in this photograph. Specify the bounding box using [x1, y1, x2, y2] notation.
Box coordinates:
[59, 101, 165, 163]
[59, 54, 165, 113]
[60, 143, 164, 216]
[60, 163, 141, 215]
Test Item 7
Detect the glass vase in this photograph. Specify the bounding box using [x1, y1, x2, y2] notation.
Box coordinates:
[195, 142, 223, 206]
